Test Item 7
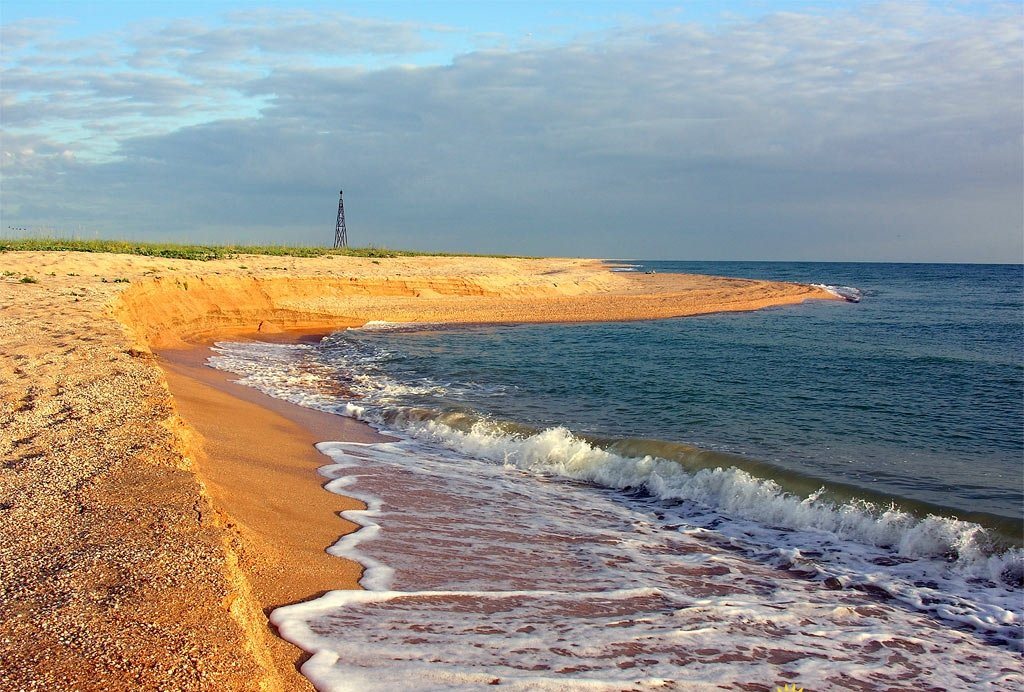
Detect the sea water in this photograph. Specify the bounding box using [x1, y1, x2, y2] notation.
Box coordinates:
[209, 262, 1023, 690]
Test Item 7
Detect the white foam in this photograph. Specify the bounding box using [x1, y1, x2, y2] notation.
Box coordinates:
[208, 340, 354, 414]
[316, 443, 395, 591]
[349, 320, 440, 332]
[207, 339, 445, 414]
[268, 437, 1023, 690]
[813, 283, 862, 302]
[272, 589, 727, 691]
[396, 419, 1023, 597]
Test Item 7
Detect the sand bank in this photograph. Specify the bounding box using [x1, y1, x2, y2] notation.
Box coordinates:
[0, 251, 836, 689]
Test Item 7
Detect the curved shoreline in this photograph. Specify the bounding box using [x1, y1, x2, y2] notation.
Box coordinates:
[157, 341, 387, 691]
[111, 256, 834, 349]
[0, 251, 836, 689]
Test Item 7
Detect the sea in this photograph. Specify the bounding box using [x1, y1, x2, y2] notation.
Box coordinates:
[208, 261, 1023, 690]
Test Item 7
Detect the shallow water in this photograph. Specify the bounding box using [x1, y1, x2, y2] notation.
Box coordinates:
[209, 261, 1024, 689]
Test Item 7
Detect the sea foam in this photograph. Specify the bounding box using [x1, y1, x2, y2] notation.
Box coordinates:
[386, 416, 1023, 637]
[269, 436, 1023, 690]
[813, 283, 862, 302]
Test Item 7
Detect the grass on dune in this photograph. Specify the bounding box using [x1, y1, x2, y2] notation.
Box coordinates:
[0, 237, 521, 261]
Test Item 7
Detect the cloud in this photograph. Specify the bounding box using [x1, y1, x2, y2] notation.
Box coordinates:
[1, 4, 1021, 261]
[0, 17, 70, 51]
[1, 10, 455, 146]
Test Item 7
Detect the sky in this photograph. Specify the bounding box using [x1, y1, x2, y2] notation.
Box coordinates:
[1, 1, 1021, 261]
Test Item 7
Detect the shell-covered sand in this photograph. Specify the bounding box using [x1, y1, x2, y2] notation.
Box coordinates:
[0, 251, 834, 690]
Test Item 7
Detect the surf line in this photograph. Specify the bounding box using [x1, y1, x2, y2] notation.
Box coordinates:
[315, 441, 395, 591]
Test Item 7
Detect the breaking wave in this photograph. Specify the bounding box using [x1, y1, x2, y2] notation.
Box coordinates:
[814, 283, 863, 302]
[208, 337, 1023, 647]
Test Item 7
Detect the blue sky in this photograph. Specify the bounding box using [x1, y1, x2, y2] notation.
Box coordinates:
[2, 2, 858, 37]
[2, 1, 1021, 261]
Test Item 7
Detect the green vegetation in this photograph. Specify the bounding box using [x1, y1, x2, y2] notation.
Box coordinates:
[18, 276, 38, 283]
[0, 237, 520, 261]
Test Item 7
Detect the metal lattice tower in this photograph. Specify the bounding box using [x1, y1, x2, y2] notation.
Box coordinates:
[333, 189, 348, 248]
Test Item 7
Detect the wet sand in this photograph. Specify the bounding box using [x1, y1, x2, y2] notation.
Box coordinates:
[158, 340, 393, 691]
[0, 250, 837, 689]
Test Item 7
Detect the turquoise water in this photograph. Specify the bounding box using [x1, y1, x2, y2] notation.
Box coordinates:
[331, 262, 1023, 525]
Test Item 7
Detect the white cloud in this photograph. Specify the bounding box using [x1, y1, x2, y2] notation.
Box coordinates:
[1, 4, 1020, 260]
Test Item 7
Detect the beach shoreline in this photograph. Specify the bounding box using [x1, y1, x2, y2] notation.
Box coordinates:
[157, 337, 394, 691]
[0, 251, 837, 689]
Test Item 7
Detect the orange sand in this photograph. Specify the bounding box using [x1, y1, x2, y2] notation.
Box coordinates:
[157, 343, 392, 690]
[0, 250, 838, 690]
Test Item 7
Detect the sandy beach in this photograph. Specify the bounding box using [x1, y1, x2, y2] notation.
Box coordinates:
[0, 251, 835, 690]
